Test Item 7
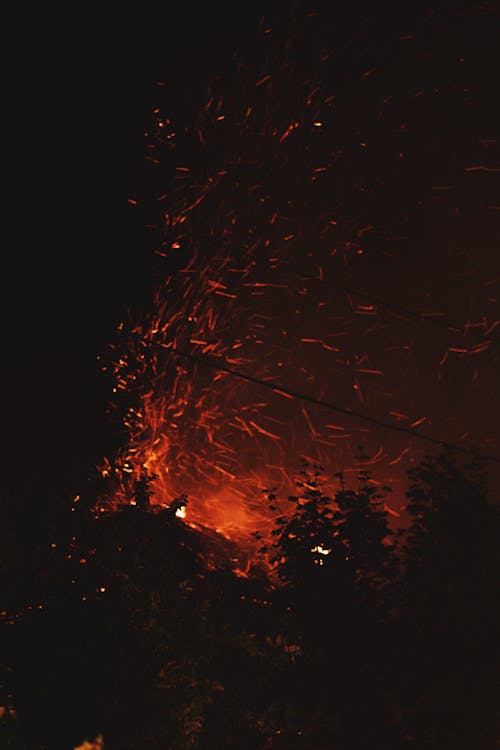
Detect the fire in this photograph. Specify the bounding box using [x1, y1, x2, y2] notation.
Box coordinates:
[98, 16, 497, 547]
[175, 504, 187, 519]
[311, 545, 332, 566]
[73, 736, 104, 750]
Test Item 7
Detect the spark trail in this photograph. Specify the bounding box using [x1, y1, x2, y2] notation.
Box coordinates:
[100, 10, 500, 543]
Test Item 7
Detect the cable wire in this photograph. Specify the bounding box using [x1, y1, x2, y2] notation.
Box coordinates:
[167, 344, 500, 464]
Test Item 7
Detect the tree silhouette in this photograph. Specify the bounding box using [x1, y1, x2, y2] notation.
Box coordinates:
[333, 448, 394, 614]
[267, 456, 397, 748]
[398, 448, 500, 748]
[2, 450, 499, 748]
[132, 471, 157, 510]
[269, 466, 336, 591]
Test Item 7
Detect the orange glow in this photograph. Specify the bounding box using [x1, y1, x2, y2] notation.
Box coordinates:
[95, 34, 495, 555]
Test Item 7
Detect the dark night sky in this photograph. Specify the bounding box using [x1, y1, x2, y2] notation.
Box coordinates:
[1, 1, 266, 482]
[1, 1, 499, 489]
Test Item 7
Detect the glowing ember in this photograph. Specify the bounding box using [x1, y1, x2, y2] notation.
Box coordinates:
[311, 544, 332, 566]
[73, 736, 104, 750]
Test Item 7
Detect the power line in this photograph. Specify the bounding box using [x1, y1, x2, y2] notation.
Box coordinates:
[3, 255, 498, 457]
[167, 344, 500, 465]
[286, 265, 497, 343]
[2, 248, 498, 346]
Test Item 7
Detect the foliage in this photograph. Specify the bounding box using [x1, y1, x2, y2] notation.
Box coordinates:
[268, 466, 337, 589]
[1, 450, 499, 748]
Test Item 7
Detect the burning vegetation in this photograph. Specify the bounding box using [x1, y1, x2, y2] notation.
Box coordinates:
[2, 450, 500, 748]
[2, 3, 500, 749]
[96, 9, 500, 546]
